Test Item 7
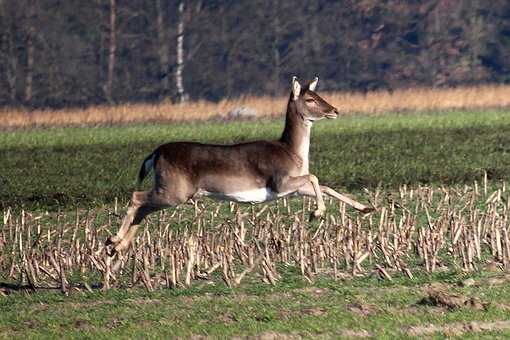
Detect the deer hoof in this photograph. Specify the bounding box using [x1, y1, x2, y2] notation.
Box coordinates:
[105, 235, 121, 246]
[309, 209, 325, 221]
[105, 236, 120, 256]
[314, 208, 325, 217]
[106, 244, 116, 257]
[107, 245, 122, 257]
[114, 241, 130, 254]
[360, 206, 376, 214]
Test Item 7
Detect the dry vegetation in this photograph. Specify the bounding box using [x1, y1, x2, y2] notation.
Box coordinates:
[3, 84, 510, 128]
[2, 179, 510, 294]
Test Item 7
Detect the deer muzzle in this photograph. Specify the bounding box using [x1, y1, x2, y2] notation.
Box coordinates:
[326, 108, 339, 119]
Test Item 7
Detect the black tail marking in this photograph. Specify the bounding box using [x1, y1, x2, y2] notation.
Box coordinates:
[137, 150, 159, 187]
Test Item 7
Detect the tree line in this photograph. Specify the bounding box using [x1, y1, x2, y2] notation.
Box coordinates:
[1, 0, 509, 108]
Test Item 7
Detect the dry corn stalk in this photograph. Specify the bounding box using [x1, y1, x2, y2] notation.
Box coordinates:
[1, 180, 509, 292]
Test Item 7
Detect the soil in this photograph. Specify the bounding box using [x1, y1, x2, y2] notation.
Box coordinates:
[406, 320, 510, 336]
[418, 285, 488, 311]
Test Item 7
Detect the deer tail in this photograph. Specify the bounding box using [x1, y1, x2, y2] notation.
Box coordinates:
[137, 150, 158, 186]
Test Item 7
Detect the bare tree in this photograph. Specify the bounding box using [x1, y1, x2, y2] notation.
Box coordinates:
[103, 0, 116, 103]
[0, 0, 18, 103]
[0, 0, 507, 107]
[95, 0, 106, 100]
[270, 0, 281, 93]
[156, 0, 170, 101]
[175, 1, 187, 103]
[24, 0, 37, 104]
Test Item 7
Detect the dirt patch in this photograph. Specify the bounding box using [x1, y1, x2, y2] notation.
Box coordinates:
[254, 314, 272, 322]
[276, 308, 292, 320]
[338, 329, 373, 338]
[485, 275, 510, 286]
[459, 278, 476, 287]
[294, 287, 330, 298]
[264, 291, 293, 302]
[189, 335, 211, 340]
[418, 287, 488, 311]
[27, 299, 115, 313]
[497, 303, 510, 311]
[69, 299, 116, 309]
[301, 307, 327, 317]
[125, 298, 162, 305]
[220, 313, 237, 324]
[241, 331, 301, 340]
[21, 319, 39, 330]
[274, 306, 327, 320]
[456, 274, 510, 287]
[73, 319, 93, 331]
[405, 320, 510, 336]
[107, 317, 122, 329]
[347, 301, 379, 316]
[485, 260, 502, 272]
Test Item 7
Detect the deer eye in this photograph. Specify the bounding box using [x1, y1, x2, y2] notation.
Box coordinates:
[305, 99, 315, 103]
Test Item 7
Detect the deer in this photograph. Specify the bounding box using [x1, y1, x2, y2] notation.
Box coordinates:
[106, 76, 374, 255]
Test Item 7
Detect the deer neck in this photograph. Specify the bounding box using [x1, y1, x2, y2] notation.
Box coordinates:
[280, 99, 311, 175]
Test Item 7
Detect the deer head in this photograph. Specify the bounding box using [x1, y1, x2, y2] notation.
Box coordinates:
[291, 76, 339, 125]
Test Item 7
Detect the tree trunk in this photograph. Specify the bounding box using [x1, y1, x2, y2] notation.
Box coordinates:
[24, 0, 37, 104]
[305, 1, 320, 62]
[0, 0, 17, 104]
[175, 1, 187, 103]
[96, 0, 106, 100]
[220, 5, 232, 97]
[156, 0, 170, 101]
[24, 35, 33, 103]
[104, 0, 116, 103]
[6, 38, 17, 104]
[271, 0, 281, 93]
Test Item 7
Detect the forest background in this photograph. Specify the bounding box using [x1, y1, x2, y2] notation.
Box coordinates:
[1, 0, 509, 108]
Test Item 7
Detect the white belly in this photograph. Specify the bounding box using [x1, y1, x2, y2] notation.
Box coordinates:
[195, 188, 282, 204]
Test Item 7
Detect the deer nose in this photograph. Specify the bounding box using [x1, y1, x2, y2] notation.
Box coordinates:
[326, 108, 339, 119]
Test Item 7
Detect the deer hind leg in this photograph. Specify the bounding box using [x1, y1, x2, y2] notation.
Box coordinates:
[107, 190, 181, 254]
[108, 174, 195, 255]
[107, 191, 149, 247]
[107, 191, 148, 247]
[274, 174, 326, 218]
[112, 204, 161, 254]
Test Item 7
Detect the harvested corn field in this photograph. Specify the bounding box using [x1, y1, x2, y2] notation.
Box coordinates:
[2, 181, 509, 292]
[3, 109, 510, 337]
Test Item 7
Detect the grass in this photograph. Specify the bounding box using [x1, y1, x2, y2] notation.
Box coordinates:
[2, 109, 510, 209]
[3, 107, 510, 338]
[2, 84, 510, 128]
[1, 271, 510, 338]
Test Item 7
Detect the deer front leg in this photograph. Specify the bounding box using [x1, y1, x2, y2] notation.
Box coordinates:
[297, 184, 374, 213]
[321, 186, 374, 213]
[275, 174, 326, 219]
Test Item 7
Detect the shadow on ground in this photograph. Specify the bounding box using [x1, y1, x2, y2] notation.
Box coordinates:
[2, 124, 510, 210]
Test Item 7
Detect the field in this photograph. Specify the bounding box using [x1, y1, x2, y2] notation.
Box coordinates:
[2, 84, 510, 128]
[2, 106, 510, 338]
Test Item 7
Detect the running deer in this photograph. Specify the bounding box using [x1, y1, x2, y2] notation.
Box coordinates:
[106, 77, 373, 254]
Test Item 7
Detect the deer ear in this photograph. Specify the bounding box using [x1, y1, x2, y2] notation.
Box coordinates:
[308, 77, 318, 91]
[292, 76, 301, 100]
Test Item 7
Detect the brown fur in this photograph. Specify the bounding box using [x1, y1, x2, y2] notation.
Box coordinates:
[107, 78, 372, 256]
[154, 140, 299, 198]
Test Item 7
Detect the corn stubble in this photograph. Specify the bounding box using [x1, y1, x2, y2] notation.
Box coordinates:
[1, 180, 509, 293]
